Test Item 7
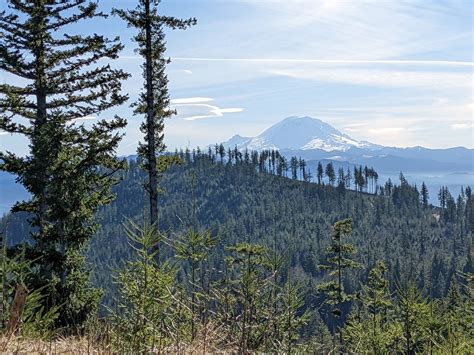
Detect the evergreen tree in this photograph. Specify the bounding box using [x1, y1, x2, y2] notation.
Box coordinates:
[395, 283, 431, 354]
[226, 242, 271, 352]
[318, 219, 363, 347]
[0, 0, 129, 327]
[438, 186, 449, 209]
[175, 228, 217, 340]
[421, 182, 429, 208]
[290, 157, 298, 180]
[114, 0, 196, 227]
[345, 167, 352, 189]
[345, 261, 398, 353]
[317, 162, 324, 185]
[325, 162, 335, 186]
[111, 222, 185, 352]
[280, 275, 310, 354]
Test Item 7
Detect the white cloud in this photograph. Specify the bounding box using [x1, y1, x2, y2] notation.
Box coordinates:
[0, 131, 9, 136]
[270, 67, 471, 89]
[171, 97, 213, 104]
[219, 108, 244, 114]
[450, 122, 474, 130]
[172, 102, 244, 121]
[368, 127, 405, 135]
[173, 57, 473, 67]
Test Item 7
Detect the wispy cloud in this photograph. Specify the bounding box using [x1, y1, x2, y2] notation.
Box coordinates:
[172, 57, 473, 67]
[270, 67, 471, 89]
[171, 98, 244, 121]
[450, 122, 474, 130]
[368, 127, 406, 135]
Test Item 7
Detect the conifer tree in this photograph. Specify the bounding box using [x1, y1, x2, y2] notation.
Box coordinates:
[0, 0, 129, 327]
[421, 182, 429, 208]
[226, 242, 271, 352]
[395, 283, 431, 354]
[318, 218, 363, 347]
[344, 168, 351, 188]
[280, 273, 310, 354]
[175, 229, 217, 340]
[111, 222, 184, 353]
[114, 0, 196, 226]
[317, 162, 324, 185]
[325, 162, 336, 186]
[345, 261, 398, 353]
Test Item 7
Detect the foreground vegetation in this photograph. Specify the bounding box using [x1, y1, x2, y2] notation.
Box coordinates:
[0, 0, 472, 353]
[2, 152, 473, 353]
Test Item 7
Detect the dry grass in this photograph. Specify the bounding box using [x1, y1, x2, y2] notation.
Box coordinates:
[0, 323, 236, 354]
[0, 335, 236, 354]
[0, 336, 109, 354]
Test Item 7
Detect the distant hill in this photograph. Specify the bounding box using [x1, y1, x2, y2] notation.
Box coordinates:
[220, 116, 474, 201]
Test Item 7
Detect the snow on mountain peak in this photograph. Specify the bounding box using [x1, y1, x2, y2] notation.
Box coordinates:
[222, 116, 377, 152]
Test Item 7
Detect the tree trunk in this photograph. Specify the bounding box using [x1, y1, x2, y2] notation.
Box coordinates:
[7, 284, 28, 337]
[144, 0, 159, 228]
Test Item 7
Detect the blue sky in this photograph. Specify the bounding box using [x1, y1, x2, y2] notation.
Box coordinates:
[0, 0, 473, 155]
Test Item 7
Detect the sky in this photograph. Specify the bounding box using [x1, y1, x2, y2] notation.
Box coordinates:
[0, 0, 473, 155]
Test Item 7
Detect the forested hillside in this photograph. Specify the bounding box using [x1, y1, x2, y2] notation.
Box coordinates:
[95, 150, 473, 298]
[1, 1, 472, 352]
[7, 149, 472, 304]
[3, 149, 473, 352]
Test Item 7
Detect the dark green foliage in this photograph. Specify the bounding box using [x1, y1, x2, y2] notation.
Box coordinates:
[345, 261, 398, 353]
[110, 222, 187, 353]
[1, 232, 60, 340]
[113, 0, 195, 225]
[225, 242, 271, 352]
[317, 162, 323, 185]
[45, 152, 469, 318]
[325, 162, 335, 186]
[318, 219, 363, 313]
[421, 181, 429, 208]
[3, 150, 472, 348]
[0, 0, 129, 327]
[318, 218, 363, 349]
[175, 228, 217, 340]
[280, 274, 311, 353]
[395, 283, 433, 354]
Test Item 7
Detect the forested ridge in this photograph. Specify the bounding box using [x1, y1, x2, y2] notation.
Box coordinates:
[87, 150, 472, 302]
[1, 0, 473, 353]
[3, 149, 473, 352]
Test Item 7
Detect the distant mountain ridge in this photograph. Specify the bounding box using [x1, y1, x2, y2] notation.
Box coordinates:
[220, 116, 473, 171]
[220, 116, 473, 201]
[225, 116, 380, 152]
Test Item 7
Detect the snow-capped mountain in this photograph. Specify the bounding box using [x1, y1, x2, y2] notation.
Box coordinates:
[222, 116, 379, 152]
[219, 116, 473, 201]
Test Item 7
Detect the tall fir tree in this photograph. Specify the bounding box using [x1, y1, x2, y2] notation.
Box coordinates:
[344, 261, 397, 353]
[325, 162, 335, 186]
[317, 162, 324, 185]
[421, 182, 429, 208]
[114, 0, 196, 227]
[0, 0, 129, 327]
[318, 218, 363, 348]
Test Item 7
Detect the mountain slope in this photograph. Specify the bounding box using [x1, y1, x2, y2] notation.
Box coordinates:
[226, 116, 378, 152]
[220, 116, 473, 200]
[3, 155, 471, 310]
